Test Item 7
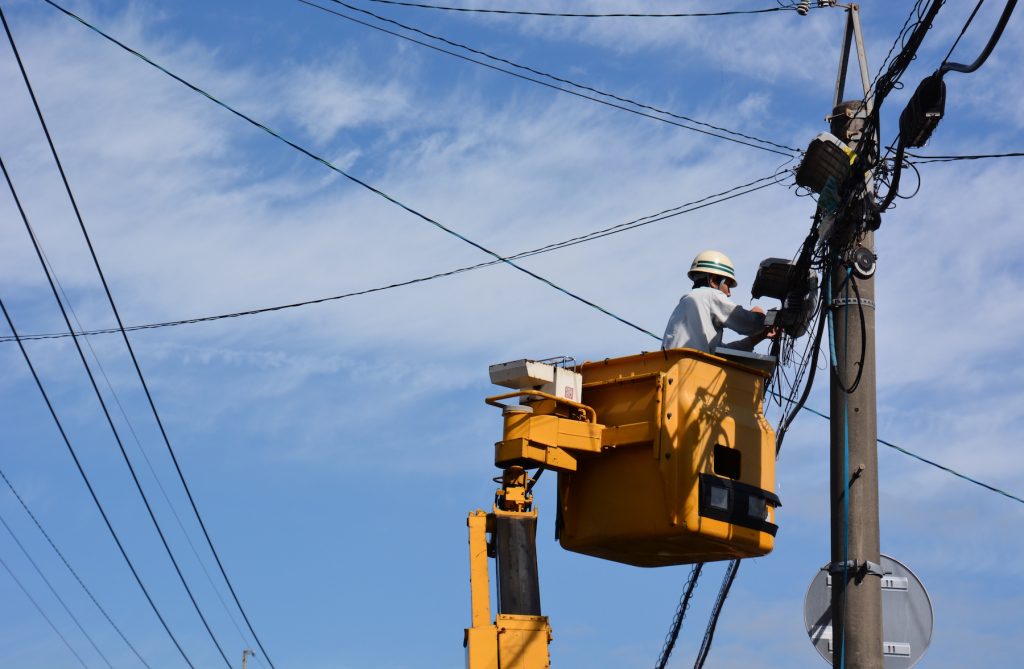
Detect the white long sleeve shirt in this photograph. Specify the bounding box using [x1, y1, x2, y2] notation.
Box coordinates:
[662, 286, 766, 353]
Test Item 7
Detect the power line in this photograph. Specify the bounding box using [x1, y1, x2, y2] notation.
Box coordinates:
[1, 7, 279, 666]
[297, 0, 800, 155]
[0, 551, 91, 669]
[0, 467, 154, 669]
[0, 509, 116, 669]
[32, 232, 269, 666]
[692, 559, 740, 669]
[40, 0, 659, 340]
[0, 150, 228, 667]
[0, 288, 198, 668]
[907, 151, 1024, 163]
[941, 0, 986, 65]
[1, 173, 782, 343]
[32, 0, 1024, 518]
[654, 562, 703, 669]
[364, 0, 799, 18]
[796, 404, 1024, 505]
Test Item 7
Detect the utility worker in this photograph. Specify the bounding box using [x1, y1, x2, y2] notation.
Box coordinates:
[662, 250, 771, 353]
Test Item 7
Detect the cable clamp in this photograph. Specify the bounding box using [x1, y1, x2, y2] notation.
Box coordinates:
[828, 560, 885, 578]
[831, 297, 875, 310]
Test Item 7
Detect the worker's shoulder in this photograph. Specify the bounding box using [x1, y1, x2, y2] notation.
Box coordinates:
[689, 286, 732, 304]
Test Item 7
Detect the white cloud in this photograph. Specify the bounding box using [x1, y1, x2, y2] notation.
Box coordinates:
[1, 2, 1022, 667]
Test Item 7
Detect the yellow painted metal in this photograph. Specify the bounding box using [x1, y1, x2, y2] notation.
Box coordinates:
[495, 438, 578, 472]
[465, 508, 551, 669]
[494, 409, 604, 472]
[556, 349, 778, 567]
[486, 390, 597, 423]
[466, 626, 500, 669]
[466, 511, 499, 669]
[495, 614, 551, 669]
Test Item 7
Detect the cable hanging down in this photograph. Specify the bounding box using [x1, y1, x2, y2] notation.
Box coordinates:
[654, 562, 703, 669]
[693, 559, 741, 669]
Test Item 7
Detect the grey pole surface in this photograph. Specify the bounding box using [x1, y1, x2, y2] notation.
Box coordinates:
[827, 7, 884, 667]
[828, 228, 883, 669]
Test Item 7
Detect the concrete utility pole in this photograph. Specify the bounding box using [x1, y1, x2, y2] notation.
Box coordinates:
[242, 649, 255, 669]
[827, 6, 883, 668]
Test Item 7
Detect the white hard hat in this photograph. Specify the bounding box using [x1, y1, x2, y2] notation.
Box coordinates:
[688, 250, 737, 287]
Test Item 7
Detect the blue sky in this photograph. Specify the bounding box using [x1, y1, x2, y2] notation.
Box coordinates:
[1, 1, 1022, 667]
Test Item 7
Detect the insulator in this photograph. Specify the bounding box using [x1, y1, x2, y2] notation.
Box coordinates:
[796, 1, 811, 16]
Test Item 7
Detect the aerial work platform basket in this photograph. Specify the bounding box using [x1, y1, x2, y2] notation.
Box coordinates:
[556, 349, 778, 566]
[487, 349, 779, 568]
[467, 350, 780, 667]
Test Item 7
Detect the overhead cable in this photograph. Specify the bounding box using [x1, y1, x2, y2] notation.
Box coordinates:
[29, 0, 1024, 518]
[1, 173, 781, 343]
[907, 151, 1024, 163]
[796, 404, 1024, 506]
[40, 0, 658, 339]
[2, 8, 278, 665]
[0, 289, 198, 669]
[940, 0, 987, 65]
[297, 0, 800, 155]
[0, 552, 91, 669]
[692, 559, 740, 669]
[0, 510, 116, 669]
[364, 0, 798, 18]
[32, 236, 269, 664]
[938, 0, 1017, 75]
[654, 562, 703, 669]
[0, 468, 154, 669]
[1, 153, 221, 668]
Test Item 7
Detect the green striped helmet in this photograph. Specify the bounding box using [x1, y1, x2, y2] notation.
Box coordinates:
[688, 250, 737, 287]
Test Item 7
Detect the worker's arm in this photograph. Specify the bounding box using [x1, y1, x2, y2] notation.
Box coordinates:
[712, 293, 768, 351]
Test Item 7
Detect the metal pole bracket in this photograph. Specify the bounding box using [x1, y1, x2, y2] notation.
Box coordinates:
[831, 297, 875, 310]
[828, 559, 885, 577]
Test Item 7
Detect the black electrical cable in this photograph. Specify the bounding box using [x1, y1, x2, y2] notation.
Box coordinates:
[775, 282, 829, 454]
[364, 0, 797, 18]
[654, 562, 703, 669]
[0, 153, 228, 668]
[40, 0, 659, 342]
[894, 158, 922, 200]
[0, 9, 279, 665]
[0, 467, 154, 669]
[0, 168, 779, 344]
[0, 552, 91, 669]
[941, 0, 986, 65]
[692, 559, 740, 669]
[939, 0, 1017, 75]
[830, 275, 866, 395]
[299, 0, 800, 155]
[0, 292, 198, 668]
[32, 238, 268, 665]
[0, 510, 116, 669]
[907, 151, 1024, 163]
